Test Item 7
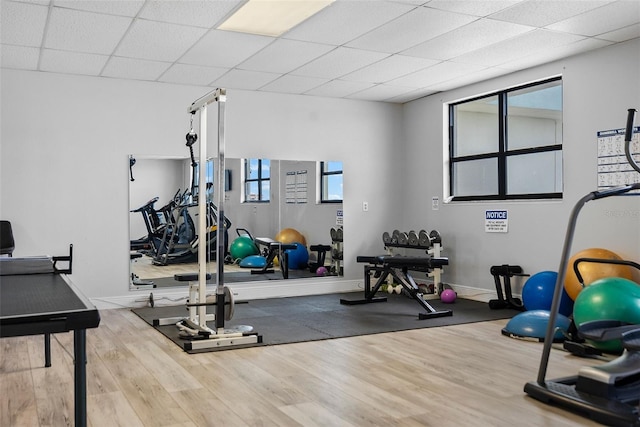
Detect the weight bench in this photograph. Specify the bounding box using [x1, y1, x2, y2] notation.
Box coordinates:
[251, 237, 296, 279]
[340, 255, 452, 319]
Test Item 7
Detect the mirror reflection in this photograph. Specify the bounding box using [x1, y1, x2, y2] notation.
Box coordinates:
[129, 156, 344, 289]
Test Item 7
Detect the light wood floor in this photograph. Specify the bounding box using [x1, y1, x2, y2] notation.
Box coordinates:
[1, 309, 606, 427]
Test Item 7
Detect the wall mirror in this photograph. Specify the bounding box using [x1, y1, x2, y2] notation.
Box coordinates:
[129, 156, 344, 290]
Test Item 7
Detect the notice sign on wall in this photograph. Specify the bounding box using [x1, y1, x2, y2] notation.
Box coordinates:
[485, 210, 508, 233]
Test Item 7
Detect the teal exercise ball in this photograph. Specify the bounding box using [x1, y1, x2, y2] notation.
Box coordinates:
[285, 242, 309, 270]
[229, 236, 259, 261]
[573, 277, 640, 353]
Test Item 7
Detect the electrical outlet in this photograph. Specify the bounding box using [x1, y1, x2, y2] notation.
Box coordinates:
[363, 201, 369, 211]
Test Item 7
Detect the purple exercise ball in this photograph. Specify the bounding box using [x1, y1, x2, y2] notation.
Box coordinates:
[441, 289, 457, 303]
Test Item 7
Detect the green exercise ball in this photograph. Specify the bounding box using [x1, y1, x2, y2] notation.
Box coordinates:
[229, 236, 259, 261]
[573, 276, 640, 353]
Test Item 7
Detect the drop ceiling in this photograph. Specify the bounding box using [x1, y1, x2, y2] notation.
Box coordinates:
[2, 0, 639, 104]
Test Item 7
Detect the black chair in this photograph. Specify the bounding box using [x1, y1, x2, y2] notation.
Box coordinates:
[0, 220, 15, 257]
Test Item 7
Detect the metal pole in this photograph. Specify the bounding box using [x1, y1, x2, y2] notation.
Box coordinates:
[216, 90, 227, 332]
[198, 105, 208, 330]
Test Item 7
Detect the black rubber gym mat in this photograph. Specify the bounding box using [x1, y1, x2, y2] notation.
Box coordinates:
[132, 292, 514, 353]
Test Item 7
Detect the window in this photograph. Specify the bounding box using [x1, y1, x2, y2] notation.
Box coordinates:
[320, 161, 343, 203]
[244, 158, 270, 202]
[192, 159, 214, 201]
[449, 77, 563, 201]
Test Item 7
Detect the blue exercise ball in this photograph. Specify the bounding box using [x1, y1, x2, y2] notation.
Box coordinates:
[502, 309, 571, 342]
[522, 271, 573, 316]
[285, 242, 309, 270]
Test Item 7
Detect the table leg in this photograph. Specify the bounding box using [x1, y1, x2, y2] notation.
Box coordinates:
[44, 333, 51, 367]
[73, 329, 87, 427]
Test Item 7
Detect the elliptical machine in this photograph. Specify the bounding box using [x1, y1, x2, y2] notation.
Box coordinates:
[524, 109, 640, 426]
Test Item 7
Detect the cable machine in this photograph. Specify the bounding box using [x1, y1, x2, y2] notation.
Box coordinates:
[175, 88, 261, 350]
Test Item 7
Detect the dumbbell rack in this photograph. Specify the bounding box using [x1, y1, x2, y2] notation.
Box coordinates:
[382, 230, 445, 294]
[330, 226, 343, 276]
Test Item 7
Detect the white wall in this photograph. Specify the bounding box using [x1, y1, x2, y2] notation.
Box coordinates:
[402, 38, 640, 299]
[1, 71, 404, 306]
[2, 39, 638, 307]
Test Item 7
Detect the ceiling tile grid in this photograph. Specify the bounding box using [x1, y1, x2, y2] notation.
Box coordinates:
[1, 0, 638, 103]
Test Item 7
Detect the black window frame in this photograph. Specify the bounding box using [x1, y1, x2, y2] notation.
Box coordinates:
[448, 76, 563, 202]
[243, 158, 270, 203]
[320, 161, 343, 203]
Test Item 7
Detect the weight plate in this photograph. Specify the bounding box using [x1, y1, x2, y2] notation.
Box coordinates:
[382, 231, 391, 244]
[398, 232, 408, 245]
[224, 285, 235, 321]
[408, 231, 419, 246]
[330, 227, 337, 240]
[336, 227, 343, 241]
[429, 230, 441, 244]
[418, 230, 430, 247]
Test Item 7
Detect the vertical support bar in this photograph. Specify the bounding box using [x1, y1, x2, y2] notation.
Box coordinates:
[73, 329, 87, 427]
[198, 105, 208, 330]
[44, 333, 51, 367]
[216, 90, 227, 332]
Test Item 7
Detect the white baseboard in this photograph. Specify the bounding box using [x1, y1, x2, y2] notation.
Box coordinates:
[92, 277, 363, 310]
[91, 278, 502, 310]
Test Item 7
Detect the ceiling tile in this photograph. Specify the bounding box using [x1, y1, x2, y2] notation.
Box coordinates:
[341, 54, 440, 83]
[547, 1, 640, 36]
[452, 29, 585, 67]
[53, 0, 144, 17]
[402, 18, 533, 60]
[158, 63, 227, 86]
[212, 69, 280, 91]
[500, 37, 613, 70]
[139, 0, 241, 28]
[45, 7, 133, 54]
[1, 45, 39, 69]
[346, 6, 477, 53]
[347, 84, 418, 102]
[430, 66, 513, 91]
[292, 47, 389, 79]
[489, 0, 611, 27]
[179, 30, 273, 68]
[284, 1, 414, 45]
[425, 0, 524, 17]
[1, 1, 48, 46]
[390, 60, 487, 87]
[305, 79, 375, 98]
[598, 22, 640, 42]
[39, 48, 108, 75]
[102, 56, 170, 80]
[386, 87, 439, 103]
[260, 75, 328, 95]
[238, 39, 335, 74]
[115, 19, 207, 62]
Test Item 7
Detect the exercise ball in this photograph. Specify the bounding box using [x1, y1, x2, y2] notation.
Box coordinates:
[573, 277, 640, 353]
[502, 310, 571, 342]
[522, 271, 574, 316]
[284, 243, 309, 270]
[440, 289, 456, 303]
[316, 266, 328, 276]
[564, 248, 633, 300]
[275, 228, 307, 247]
[229, 236, 259, 261]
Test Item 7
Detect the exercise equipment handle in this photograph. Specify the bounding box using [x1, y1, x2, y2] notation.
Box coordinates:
[624, 108, 640, 173]
[625, 108, 636, 142]
[573, 257, 640, 285]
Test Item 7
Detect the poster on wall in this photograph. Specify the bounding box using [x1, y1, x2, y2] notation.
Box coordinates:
[597, 125, 640, 190]
[285, 170, 308, 204]
[485, 210, 508, 233]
